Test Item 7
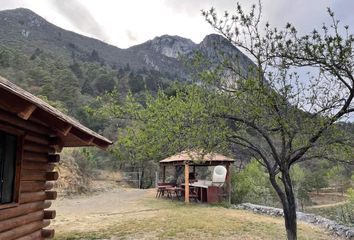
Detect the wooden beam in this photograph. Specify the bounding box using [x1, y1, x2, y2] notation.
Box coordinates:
[92, 137, 111, 149]
[20, 192, 46, 204]
[0, 220, 50, 240]
[226, 163, 232, 204]
[48, 154, 60, 163]
[16, 230, 41, 240]
[21, 171, 47, 181]
[46, 172, 59, 181]
[184, 162, 189, 203]
[22, 161, 55, 171]
[44, 200, 52, 209]
[43, 210, 56, 220]
[0, 210, 43, 233]
[0, 88, 37, 120]
[31, 110, 72, 136]
[21, 181, 54, 193]
[0, 201, 49, 221]
[70, 127, 95, 144]
[23, 151, 48, 162]
[162, 166, 166, 183]
[45, 191, 57, 200]
[0, 109, 51, 135]
[49, 137, 64, 153]
[24, 132, 50, 146]
[24, 141, 56, 154]
[42, 229, 55, 239]
[17, 104, 37, 120]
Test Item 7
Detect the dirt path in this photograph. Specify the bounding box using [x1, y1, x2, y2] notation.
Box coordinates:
[306, 201, 349, 209]
[51, 188, 153, 232]
[307, 192, 349, 209]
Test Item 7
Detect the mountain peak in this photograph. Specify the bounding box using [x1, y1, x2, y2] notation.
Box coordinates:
[148, 35, 197, 59]
[200, 34, 230, 46]
[0, 7, 48, 28]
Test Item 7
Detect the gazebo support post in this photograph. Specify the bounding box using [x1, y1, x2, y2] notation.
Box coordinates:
[226, 163, 232, 204]
[184, 161, 189, 203]
[162, 166, 166, 183]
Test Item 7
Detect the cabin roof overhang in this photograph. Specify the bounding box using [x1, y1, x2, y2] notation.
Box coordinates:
[0, 76, 112, 149]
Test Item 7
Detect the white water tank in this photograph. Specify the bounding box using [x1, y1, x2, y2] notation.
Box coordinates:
[212, 165, 227, 187]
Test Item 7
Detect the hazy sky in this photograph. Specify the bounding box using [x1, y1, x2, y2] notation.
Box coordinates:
[0, 0, 353, 48]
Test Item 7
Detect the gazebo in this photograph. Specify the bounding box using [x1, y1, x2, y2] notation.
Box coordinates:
[159, 151, 235, 203]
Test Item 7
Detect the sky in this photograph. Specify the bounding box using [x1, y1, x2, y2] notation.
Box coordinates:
[0, 0, 353, 49]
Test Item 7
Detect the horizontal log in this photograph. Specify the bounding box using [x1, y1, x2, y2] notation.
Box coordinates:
[0, 210, 43, 233]
[0, 109, 51, 135]
[23, 151, 48, 163]
[46, 172, 59, 181]
[20, 192, 46, 204]
[0, 220, 50, 240]
[21, 171, 58, 181]
[0, 201, 47, 221]
[22, 161, 55, 171]
[24, 142, 55, 154]
[42, 229, 55, 239]
[49, 137, 64, 153]
[25, 132, 50, 146]
[44, 200, 52, 209]
[43, 210, 56, 220]
[15, 230, 41, 240]
[21, 182, 54, 193]
[45, 191, 57, 200]
[21, 172, 46, 181]
[48, 154, 60, 163]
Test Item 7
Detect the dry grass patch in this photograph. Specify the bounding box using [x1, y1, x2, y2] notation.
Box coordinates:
[54, 190, 340, 240]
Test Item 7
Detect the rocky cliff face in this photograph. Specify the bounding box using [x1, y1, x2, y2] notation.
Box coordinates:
[149, 35, 196, 58]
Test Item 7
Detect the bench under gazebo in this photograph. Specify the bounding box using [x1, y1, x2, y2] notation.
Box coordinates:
[158, 151, 235, 203]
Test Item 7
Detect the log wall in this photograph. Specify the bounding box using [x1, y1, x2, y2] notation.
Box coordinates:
[0, 111, 59, 240]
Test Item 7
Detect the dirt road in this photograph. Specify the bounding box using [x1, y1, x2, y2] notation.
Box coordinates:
[52, 188, 154, 232]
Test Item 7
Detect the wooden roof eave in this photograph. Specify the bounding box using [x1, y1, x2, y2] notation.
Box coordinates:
[0, 76, 112, 149]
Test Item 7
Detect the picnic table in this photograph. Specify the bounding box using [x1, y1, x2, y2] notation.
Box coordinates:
[165, 186, 184, 200]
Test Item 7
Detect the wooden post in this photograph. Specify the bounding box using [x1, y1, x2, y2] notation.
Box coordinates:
[162, 165, 166, 183]
[226, 163, 232, 204]
[184, 161, 189, 203]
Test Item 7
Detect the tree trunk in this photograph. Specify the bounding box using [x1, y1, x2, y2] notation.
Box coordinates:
[269, 170, 297, 240]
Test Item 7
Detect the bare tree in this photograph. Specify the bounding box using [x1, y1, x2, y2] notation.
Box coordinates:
[202, 2, 354, 239]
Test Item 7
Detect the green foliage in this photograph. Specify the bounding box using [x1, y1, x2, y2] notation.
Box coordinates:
[38, 95, 68, 114]
[290, 165, 311, 210]
[232, 160, 276, 205]
[326, 165, 351, 194]
[305, 160, 329, 194]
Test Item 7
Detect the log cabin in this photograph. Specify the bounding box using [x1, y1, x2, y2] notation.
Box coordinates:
[0, 76, 112, 240]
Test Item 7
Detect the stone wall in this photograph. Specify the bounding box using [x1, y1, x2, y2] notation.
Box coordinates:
[232, 203, 354, 239]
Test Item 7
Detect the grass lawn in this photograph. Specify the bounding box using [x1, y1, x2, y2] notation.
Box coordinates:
[53, 190, 340, 240]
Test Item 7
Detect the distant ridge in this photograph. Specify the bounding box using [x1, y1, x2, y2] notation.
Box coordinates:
[0, 8, 254, 78]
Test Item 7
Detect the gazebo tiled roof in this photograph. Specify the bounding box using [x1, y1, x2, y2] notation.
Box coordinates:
[160, 150, 234, 165]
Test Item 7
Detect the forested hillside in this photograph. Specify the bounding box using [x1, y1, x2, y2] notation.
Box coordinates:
[0, 8, 252, 136]
[0, 7, 352, 190]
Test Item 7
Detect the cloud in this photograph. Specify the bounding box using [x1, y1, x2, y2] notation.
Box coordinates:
[163, 0, 339, 35]
[126, 30, 138, 42]
[49, 0, 109, 42]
